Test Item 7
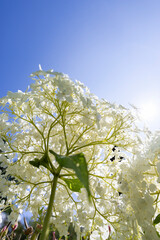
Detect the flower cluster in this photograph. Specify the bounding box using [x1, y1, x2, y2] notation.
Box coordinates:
[0, 67, 159, 239]
[115, 131, 160, 240]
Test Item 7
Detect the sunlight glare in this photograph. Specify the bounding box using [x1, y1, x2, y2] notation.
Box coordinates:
[139, 101, 159, 123]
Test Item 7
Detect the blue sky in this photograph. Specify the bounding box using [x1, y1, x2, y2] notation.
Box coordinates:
[1, 0, 160, 130]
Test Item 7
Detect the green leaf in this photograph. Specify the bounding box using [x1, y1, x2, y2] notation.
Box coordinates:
[62, 178, 83, 192]
[153, 214, 160, 225]
[29, 158, 40, 168]
[156, 231, 160, 238]
[29, 153, 50, 171]
[49, 150, 91, 200]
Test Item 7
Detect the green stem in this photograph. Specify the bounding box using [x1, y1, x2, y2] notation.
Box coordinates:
[39, 175, 58, 240]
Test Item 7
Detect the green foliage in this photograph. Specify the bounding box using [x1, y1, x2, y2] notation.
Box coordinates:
[153, 214, 160, 225]
[49, 150, 91, 200]
[29, 153, 51, 171]
[62, 178, 83, 192]
[156, 231, 160, 238]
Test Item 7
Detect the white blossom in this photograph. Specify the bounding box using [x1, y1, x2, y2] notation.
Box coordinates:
[0, 68, 159, 239]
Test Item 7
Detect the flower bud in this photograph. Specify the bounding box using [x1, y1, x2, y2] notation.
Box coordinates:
[52, 231, 57, 240]
[0, 222, 11, 239]
[11, 221, 18, 231]
[36, 223, 43, 231]
[108, 225, 111, 234]
[24, 226, 33, 236]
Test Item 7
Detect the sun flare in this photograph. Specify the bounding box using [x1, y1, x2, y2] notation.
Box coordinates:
[139, 101, 159, 123]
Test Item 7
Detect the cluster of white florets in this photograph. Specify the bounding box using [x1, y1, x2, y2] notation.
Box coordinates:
[114, 131, 160, 240]
[0, 67, 159, 239]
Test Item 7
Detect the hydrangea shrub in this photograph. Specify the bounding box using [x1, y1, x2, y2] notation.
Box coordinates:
[0, 67, 160, 239]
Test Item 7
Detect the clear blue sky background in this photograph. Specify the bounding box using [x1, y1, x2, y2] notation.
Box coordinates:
[1, 0, 160, 130]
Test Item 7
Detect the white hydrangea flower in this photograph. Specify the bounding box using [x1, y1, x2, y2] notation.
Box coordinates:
[1, 68, 159, 239]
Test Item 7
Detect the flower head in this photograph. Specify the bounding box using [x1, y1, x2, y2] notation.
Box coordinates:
[0, 68, 144, 238]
